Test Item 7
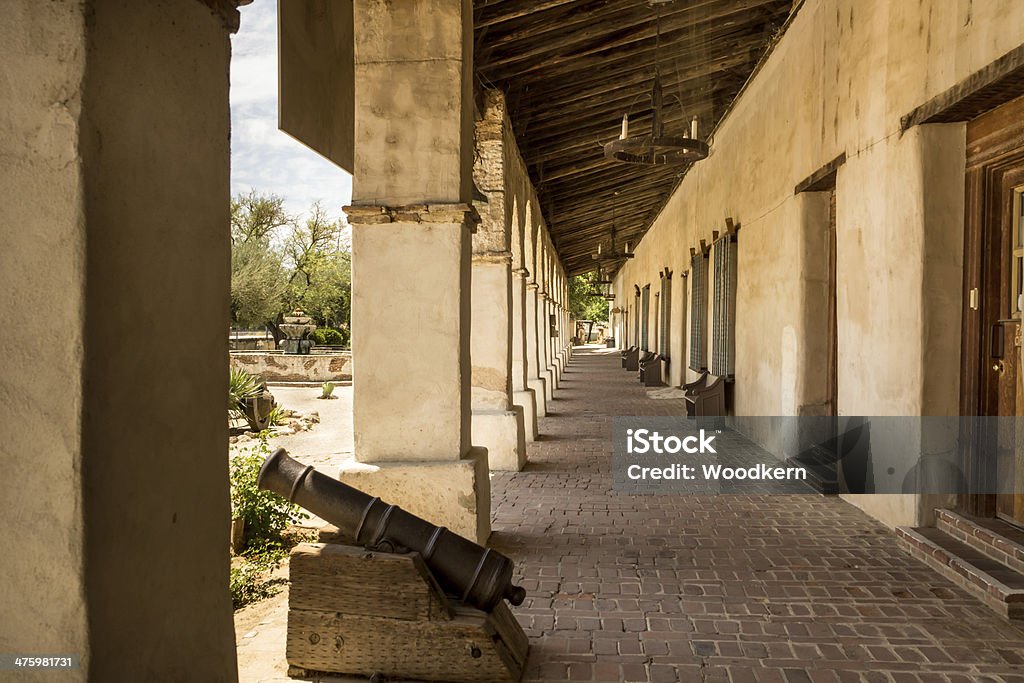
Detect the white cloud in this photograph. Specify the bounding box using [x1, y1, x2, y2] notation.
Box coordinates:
[230, 1, 352, 223]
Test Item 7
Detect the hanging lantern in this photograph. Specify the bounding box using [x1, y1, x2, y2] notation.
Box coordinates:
[603, 3, 709, 166]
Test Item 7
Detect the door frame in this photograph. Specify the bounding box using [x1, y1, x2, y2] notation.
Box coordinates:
[959, 94, 1024, 518]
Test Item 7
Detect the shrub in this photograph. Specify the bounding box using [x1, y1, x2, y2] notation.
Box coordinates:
[267, 405, 288, 427]
[320, 382, 335, 399]
[229, 367, 263, 423]
[230, 549, 285, 609]
[311, 327, 345, 346]
[230, 435, 307, 550]
[229, 436, 311, 609]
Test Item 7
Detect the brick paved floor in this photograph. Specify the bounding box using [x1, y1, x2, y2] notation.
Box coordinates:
[490, 347, 1024, 683]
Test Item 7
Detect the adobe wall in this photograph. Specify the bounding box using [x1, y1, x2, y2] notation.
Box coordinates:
[231, 351, 353, 383]
[613, 0, 1024, 527]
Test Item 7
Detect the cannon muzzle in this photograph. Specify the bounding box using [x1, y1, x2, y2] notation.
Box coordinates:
[258, 448, 526, 612]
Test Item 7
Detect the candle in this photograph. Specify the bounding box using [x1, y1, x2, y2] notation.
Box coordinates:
[620, 113, 629, 140]
[691, 116, 698, 139]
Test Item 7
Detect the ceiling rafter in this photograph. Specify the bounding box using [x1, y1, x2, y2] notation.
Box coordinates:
[474, 0, 793, 275]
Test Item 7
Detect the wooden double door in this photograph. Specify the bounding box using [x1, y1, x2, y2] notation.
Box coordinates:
[962, 95, 1024, 525]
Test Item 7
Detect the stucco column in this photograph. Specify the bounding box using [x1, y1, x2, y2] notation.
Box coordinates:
[554, 271, 567, 370]
[526, 281, 549, 416]
[470, 254, 526, 471]
[548, 269, 562, 377]
[538, 246, 557, 401]
[341, 0, 489, 543]
[512, 266, 539, 440]
[469, 92, 527, 471]
[0, 1, 241, 678]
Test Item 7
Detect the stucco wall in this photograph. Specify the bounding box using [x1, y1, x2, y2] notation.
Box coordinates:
[0, 1, 90, 671]
[1, 1, 238, 678]
[613, 0, 1024, 526]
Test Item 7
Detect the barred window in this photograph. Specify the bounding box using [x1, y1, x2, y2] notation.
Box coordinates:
[633, 286, 640, 346]
[689, 252, 708, 371]
[659, 271, 672, 357]
[641, 284, 651, 351]
[711, 235, 738, 377]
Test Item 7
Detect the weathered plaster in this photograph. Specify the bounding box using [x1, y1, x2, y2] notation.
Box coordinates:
[613, 0, 1020, 527]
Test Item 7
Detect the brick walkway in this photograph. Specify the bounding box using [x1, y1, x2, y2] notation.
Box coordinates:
[490, 347, 1024, 683]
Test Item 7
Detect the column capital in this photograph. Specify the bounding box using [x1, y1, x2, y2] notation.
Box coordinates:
[527, 283, 540, 291]
[472, 250, 513, 264]
[344, 203, 480, 225]
[196, 0, 244, 32]
[513, 267, 530, 280]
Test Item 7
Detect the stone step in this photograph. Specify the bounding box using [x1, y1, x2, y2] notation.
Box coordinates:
[935, 508, 1024, 577]
[896, 525, 1024, 619]
[785, 445, 839, 495]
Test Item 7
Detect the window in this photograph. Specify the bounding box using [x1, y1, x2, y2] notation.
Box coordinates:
[689, 252, 708, 371]
[711, 234, 738, 377]
[641, 285, 651, 351]
[633, 285, 640, 346]
[659, 270, 672, 357]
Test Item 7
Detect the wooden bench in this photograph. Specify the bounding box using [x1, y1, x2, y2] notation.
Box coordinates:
[683, 372, 731, 418]
[621, 346, 639, 371]
[636, 351, 657, 383]
[639, 353, 665, 386]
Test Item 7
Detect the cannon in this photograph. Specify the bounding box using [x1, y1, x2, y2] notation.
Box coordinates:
[258, 448, 526, 613]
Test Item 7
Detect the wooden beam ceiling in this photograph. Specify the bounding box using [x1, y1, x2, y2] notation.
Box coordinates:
[474, 0, 793, 276]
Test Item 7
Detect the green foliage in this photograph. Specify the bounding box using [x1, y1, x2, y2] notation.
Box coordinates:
[229, 367, 263, 423]
[569, 272, 610, 323]
[229, 436, 309, 609]
[321, 382, 336, 399]
[230, 435, 308, 550]
[230, 549, 286, 609]
[284, 203, 351, 330]
[311, 327, 346, 346]
[230, 192, 352, 334]
[231, 192, 289, 328]
[267, 405, 288, 427]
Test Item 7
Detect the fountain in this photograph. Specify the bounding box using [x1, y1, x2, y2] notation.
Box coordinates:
[278, 308, 316, 355]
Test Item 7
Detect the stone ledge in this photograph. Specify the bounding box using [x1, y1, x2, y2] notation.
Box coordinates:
[344, 203, 481, 225]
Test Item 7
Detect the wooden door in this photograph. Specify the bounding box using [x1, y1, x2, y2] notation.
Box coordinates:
[961, 94, 1024, 524]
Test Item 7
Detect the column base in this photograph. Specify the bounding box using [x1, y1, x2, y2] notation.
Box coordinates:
[338, 447, 491, 544]
[513, 389, 539, 442]
[543, 368, 556, 401]
[527, 377, 548, 417]
[472, 408, 527, 471]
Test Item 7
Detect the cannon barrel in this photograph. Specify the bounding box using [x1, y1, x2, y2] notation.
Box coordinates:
[258, 448, 526, 612]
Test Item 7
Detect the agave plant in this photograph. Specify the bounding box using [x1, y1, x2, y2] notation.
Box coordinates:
[229, 367, 264, 423]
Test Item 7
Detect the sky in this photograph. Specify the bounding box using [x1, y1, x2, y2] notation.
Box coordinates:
[230, 2, 352, 223]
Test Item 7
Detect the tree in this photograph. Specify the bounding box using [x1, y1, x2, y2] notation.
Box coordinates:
[569, 272, 609, 322]
[229, 193, 352, 340]
[230, 192, 289, 328]
[283, 202, 352, 331]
